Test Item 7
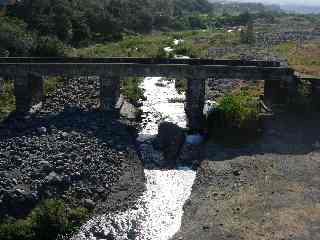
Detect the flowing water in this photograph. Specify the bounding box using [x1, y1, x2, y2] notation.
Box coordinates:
[74, 43, 196, 240]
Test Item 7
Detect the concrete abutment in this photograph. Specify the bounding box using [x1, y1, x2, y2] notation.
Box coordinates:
[100, 75, 121, 112]
[14, 73, 43, 113]
[185, 77, 205, 132]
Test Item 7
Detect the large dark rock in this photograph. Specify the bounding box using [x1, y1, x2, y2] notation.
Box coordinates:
[0, 188, 39, 218]
[120, 100, 139, 120]
[158, 122, 185, 164]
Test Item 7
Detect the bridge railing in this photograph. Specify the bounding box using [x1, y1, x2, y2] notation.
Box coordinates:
[0, 57, 281, 67]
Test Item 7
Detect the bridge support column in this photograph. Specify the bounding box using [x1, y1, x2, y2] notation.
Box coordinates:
[286, 75, 298, 104]
[100, 75, 121, 112]
[264, 80, 282, 106]
[0, 77, 3, 95]
[185, 77, 205, 132]
[14, 73, 43, 113]
[311, 80, 320, 104]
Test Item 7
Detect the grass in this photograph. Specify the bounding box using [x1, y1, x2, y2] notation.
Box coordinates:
[44, 77, 66, 96]
[70, 29, 243, 59]
[0, 199, 90, 240]
[70, 34, 172, 58]
[273, 41, 320, 76]
[0, 79, 15, 121]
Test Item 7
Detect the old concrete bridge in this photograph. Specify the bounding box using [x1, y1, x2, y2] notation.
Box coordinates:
[0, 57, 297, 130]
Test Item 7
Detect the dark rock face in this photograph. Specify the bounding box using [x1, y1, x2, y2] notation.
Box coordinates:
[158, 122, 185, 164]
[0, 76, 145, 218]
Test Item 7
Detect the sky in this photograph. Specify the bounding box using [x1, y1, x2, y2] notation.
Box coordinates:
[232, 0, 320, 6]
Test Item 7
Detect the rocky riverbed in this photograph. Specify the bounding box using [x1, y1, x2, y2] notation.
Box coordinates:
[0, 76, 145, 218]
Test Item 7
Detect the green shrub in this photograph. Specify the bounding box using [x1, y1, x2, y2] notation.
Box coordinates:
[174, 42, 198, 58]
[218, 93, 259, 129]
[0, 199, 90, 240]
[44, 77, 66, 96]
[0, 79, 15, 121]
[33, 36, 66, 57]
[0, 218, 35, 240]
[121, 77, 145, 104]
[207, 91, 261, 144]
[0, 17, 35, 56]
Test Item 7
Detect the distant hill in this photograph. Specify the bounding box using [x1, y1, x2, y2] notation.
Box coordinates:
[212, 0, 320, 14]
[208, 0, 282, 14]
[279, 4, 320, 14]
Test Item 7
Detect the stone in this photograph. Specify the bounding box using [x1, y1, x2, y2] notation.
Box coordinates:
[45, 171, 62, 184]
[185, 134, 204, 145]
[39, 160, 52, 172]
[37, 126, 47, 134]
[120, 100, 139, 120]
[178, 143, 202, 166]
[84, 198, 95, 210]
[158, 121, 185, 164]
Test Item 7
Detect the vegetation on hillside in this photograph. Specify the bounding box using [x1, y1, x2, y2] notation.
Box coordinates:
[273, 41, 320, 76]
[0, 0, 295, 57]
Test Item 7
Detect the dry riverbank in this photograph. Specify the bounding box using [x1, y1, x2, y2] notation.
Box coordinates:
[173, 113, 320, 240]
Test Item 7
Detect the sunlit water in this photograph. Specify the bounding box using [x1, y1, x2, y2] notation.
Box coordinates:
[74, 45, 196, 240]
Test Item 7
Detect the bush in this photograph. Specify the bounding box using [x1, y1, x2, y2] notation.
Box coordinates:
[44, 77, 66, 96]
[0, 79, 15, 121]
[207, 91, 261, 143]
[0, 17, 34, 56]
[174, 42, 198, 58]
[0, 199, 90, 240]
[121, 77, 145, 104]
[218, 93, 259, 129]
[33, 36, 66, 57]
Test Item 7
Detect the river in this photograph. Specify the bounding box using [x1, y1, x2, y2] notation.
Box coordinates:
[73, 43, 196, 240]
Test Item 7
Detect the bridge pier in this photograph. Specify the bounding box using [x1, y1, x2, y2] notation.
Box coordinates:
[185, 77, 205, 132]
[0, 77, 3, 95]
[100, 75, 121, 112]
[14, 73, 43, 113]
[286, 75, 298, 104]
[311, 80, 320, 104]
[264, 80, 282, 106]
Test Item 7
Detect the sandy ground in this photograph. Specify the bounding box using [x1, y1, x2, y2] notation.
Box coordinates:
[172, 112, 320, 240]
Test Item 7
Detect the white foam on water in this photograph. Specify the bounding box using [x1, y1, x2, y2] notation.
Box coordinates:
[74, 169, 196, 240]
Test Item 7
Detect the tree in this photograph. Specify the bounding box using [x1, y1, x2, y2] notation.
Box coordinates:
[240, 21, 255, 45]
[0, 17, 34, 56]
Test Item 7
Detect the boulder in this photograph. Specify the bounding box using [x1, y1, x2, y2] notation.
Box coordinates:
[178, 143, 203, 166]
[120, 100, 139, 120]
[0, 189, 38, 217]
[157, 122, 185, 164]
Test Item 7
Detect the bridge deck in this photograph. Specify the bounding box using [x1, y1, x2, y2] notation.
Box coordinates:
[0, 57, 281, 67]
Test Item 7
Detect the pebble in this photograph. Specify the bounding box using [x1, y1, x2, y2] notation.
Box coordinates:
[0, 76, 132, 218]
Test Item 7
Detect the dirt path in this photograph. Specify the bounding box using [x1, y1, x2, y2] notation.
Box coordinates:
[172, 113, 320, 240]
